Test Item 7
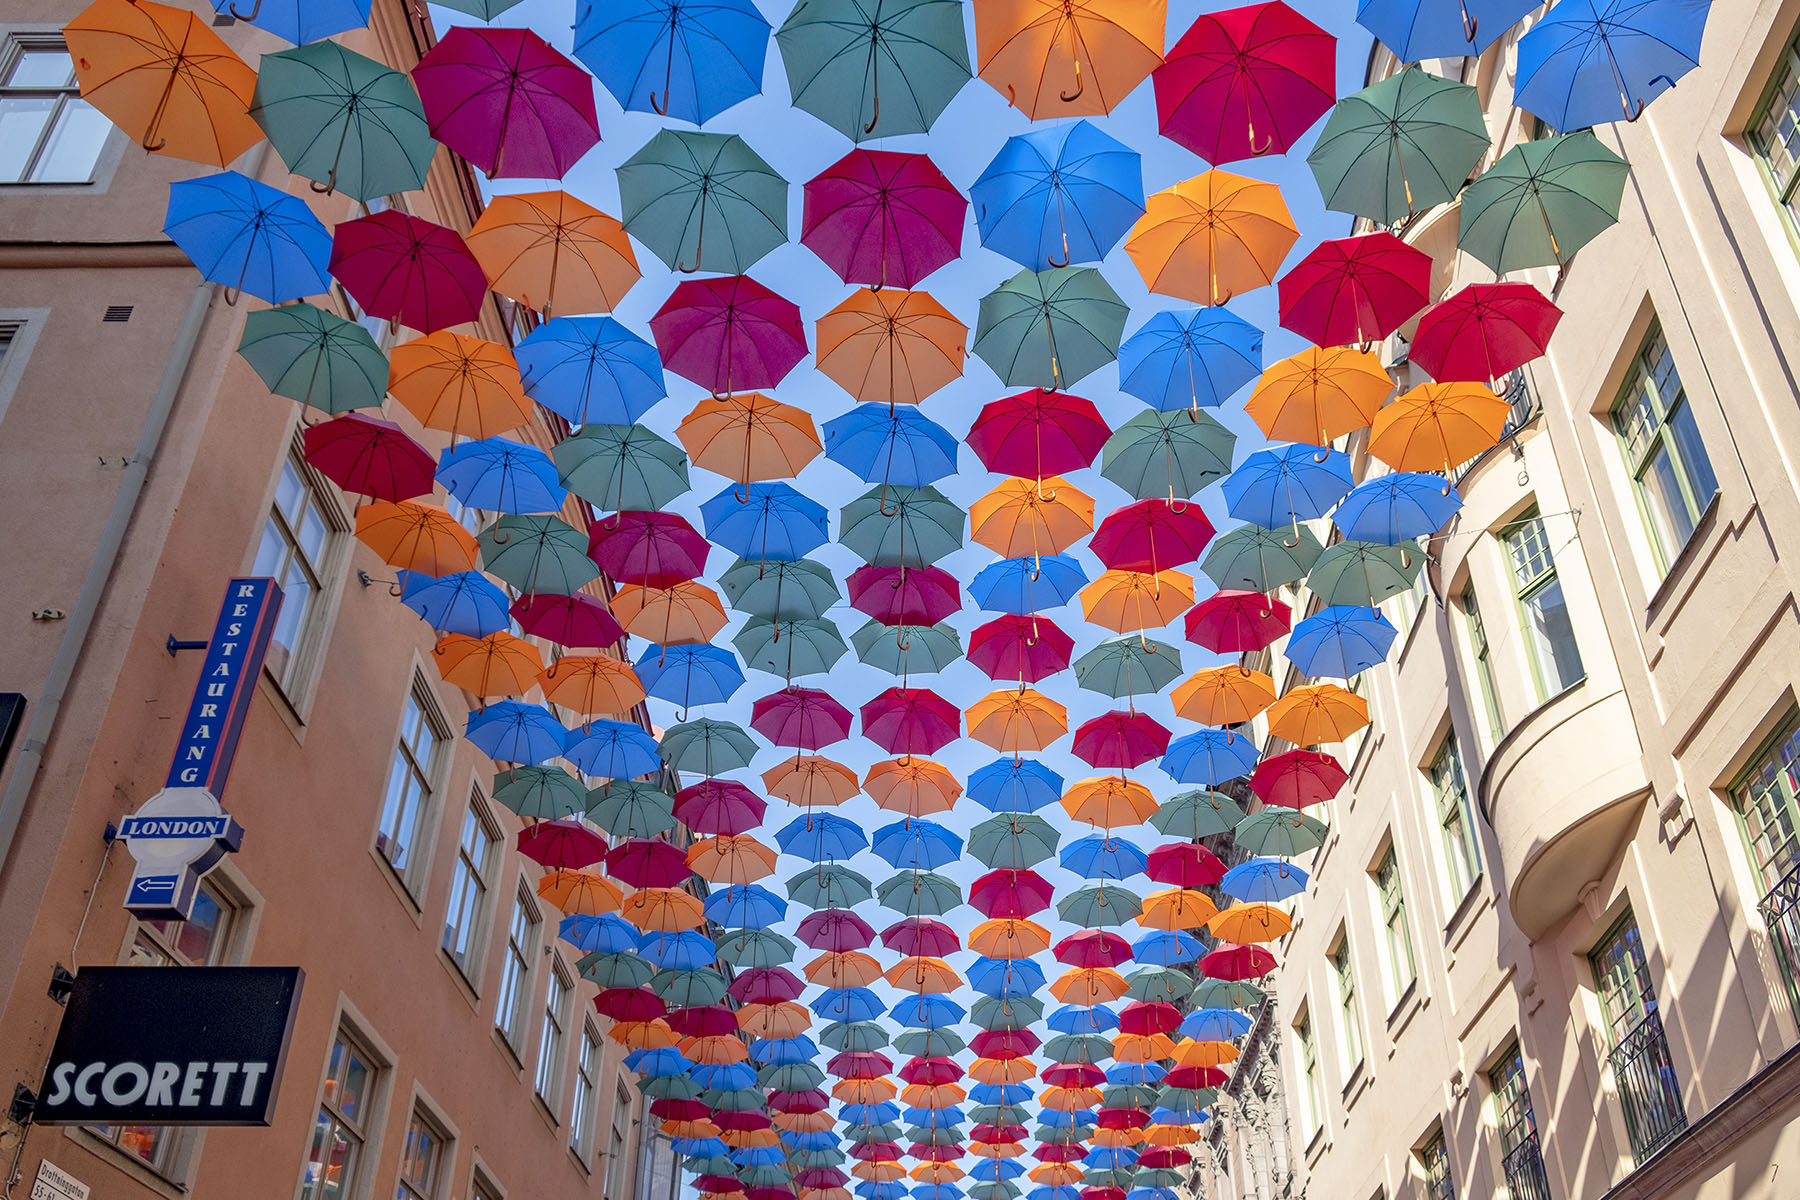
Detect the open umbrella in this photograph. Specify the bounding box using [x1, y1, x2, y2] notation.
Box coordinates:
[478, 516, 599, 596]
[1153, 2, 1335, 164]
[970, 758, 1064, 813]
[637, 645, 747, 710]
[1250, 749, 1346, 810]
[438, 437, 566, 514]
[207, 0, 370, 44]
[1150, 789, 1244, 840]
[238, 303, 386, 414]
[652, 276, 809, 397]
[1357, 0, 1539, 60]
[468, 192, 639, 318]
[971, 479, 1095, 561]
[1090, 500, 1215, 574]
[399, 570, 510, 638]
[841, 485, 964, 568]
[1277, 233, 1432, 348]
[355, 501, 479, 575]
[1368, 382, 1511, 474]
[1233, 810, 1328, 856]
[1457, 131, 1630, 274]
[539, 656, 647, 717]
[661, 718, 758, 774]
[575, 0, 770, 126]
[1515, 0, 1710, 130]
[1285, 607, 1397, 678]
[589, 512, 710, 587]
[1171, 667, 1275, 726]
[973, 0, 1165, 119]
[975, 267, 1129, 391]
[865, 758, 962, 818]
[1116, 308, 1263, 414]
[1333, 472, 1464, 544]
[679, 393, 823, 486]
[1307, 67, 1490, 224]
[414, 26, 599, 179]
[969, 814, 1060, 870]
[466, 701, 567, 764]
[1221, 444, 1354, 530]
[973, 120, 1144, 270]
[817, 290, 967, 408]
[555, 424, 690, 514]
[703, 482, 832, 565]
[435, 631, 542, 698]
[1079, 571, 1194, 634]
[1072, 713, 1169, 770]
[1127, 172, 1298, 306]
[517, 316, 668, 426]
[803, 149, 966, 289]
[1412, 283, 1561, 385]
[563, 719, 661, 778]
[753, 688, 855, 749]
[251, 41, 434, 200]
[1100, 410, 1236, 506]
[1244, 345, 1392, 446]
[612, 581, 728, 645]
[330, 212, 487, 335]
[862, 687, 961, 756]
[778, 0, 972, 140]
[968, 690, 1068, 753]
[618, 130, 787, 274]
[722, 558, 840, 620]
[389, 332, 531, 440]
[1160, 729, 1259, 785]
[969, 390, 1112, 482]
[969, 615, 1075, 685]
[1199, 524, 1322, 592]
[851, 566, 962, 628]
[826, 406, 960, 489]
[303, 413, 434, 502]
[970, 556, 1089, 616]
[1183, 590, 1290, 653]
[1072, 636, 1182, 699]
[514, 594, 625, 649]
[1265, 684, 1368, 746]
[164, 170, 331, 305]
[1306, 541, 1421, 607]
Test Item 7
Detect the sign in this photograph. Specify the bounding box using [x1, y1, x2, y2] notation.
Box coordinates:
[37, 966, 303, 1127]
[30, 1161, 89, 1200]
[115, 578, 279, 919]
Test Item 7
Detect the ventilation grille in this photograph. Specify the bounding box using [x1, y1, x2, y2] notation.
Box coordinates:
[102, 306, 133, 323]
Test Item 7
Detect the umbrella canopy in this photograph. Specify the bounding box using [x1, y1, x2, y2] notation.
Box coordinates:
[803, 149, 966, 289]
[1457, 131, 1629, 274]
[970, 557, 1089, 616]
[355, 502, 479, 576]
[1277, 233, 1431, 348]
[619, 130, 787, 274]
[1150, 789, 1245, 840]
[679, 393, 823, 485]
[1357, 0, 1540, 60]
[1265, 684, 1370, 746]
[575, 0, 770, 126]
[653, 277, 809, 397]
[1234, 810, 1329, 856]
[1412, 283, 1561, 385]
[437, 436, 566, 514]
[304, 414, 434, 502]
[435, 632, 542, 699]
[478, 516, 600, 596]
[1184, 590, 1290, 653]
[1126, 172, 1298, 306]
[777, 0, 972, 141]
[817, 290, 968, 408]
[1072, 636, 1182, 699]
[514, 594, 625, 649]
[1307, 67, 1490, 224]
[971, 479, 1095, 560]
[1079, 570, 1194, 634]
[852, 567, 963, 628]
[1221, 444, 1353, 529]
[413, 26, 599, 179]
[972, 120, 1144, 270]
[1101, 410, 1236, 503]
[1171, 667, 1276, 726]
[841, 484, 965, 567]
[1306, 540, 1421, 608]
[974, 267, 1129, 391]
[1515, 0, 1710, 130]
[399, 571, 510, 639]
[1090, 500, 1215, 574]
[1199, 524, 1323, 592]
[1249, 749, 1346, 810]
[1152, 2, 1335, 164]
[968, 390, 1112, 480]
[752, 688, 855, 750]
[973, 0, 1166, 119]
[518, 316, 668, 426]
[237, 303, 387, 414]
[1368, 382, 1511, 474]
[765, 756, 860, 808]
[208, 0, 371, 44]
[1117, 308, 1263, 414]
[555, 424, 690, 515]
[969, 616, 1076, 685]
[862, 688, 961, 756]
[330, 212, 488, 335]
[251, 41, 435, 201]
[967, 689, 1068, 753]
[1285, 607, 1398, 678]
[703, 483, 832, 565]
[612, 582, 728, 646]
[826, 406, 960, 489]
[1245, 345, 1392, 447]
[164, 170, 331, 305]
[388, 332, 531, 440]
[467, 191, 639, 318]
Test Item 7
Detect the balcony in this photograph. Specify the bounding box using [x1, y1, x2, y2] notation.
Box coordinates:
[1447, 371, 1539, 488]
[1757, 861, 1800, 1022]
[1609, 1011, 1688, 1163]
[1502, 1133, 1554, 1200]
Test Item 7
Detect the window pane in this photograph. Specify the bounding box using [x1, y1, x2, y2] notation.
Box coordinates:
[0, 97, 53, 182]
[302, 1115, 353, 1200]
[1591, 918, 1656, 1040]
[1667, 402, 1717, 510]
[1522, 575, 1584, 693]
[30, 98, 107, 182]
[327, 1038, 370, 1122]
[1639, 444, 1693, 555]
[1756, 49, 1800, 187]
[275, 460, 306, 522]
[7, 49, 76, 87]
[1735, 722, 1800, 887]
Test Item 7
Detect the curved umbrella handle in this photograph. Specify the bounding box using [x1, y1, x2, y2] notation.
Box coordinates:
[309, 167, 338, 195]
[141, 134, 167, 152]
[1460, 0, 1477, 43]
[1248, 123, 1274, 156]
[864, 89, 881, 136]
[228, 0, 264, 16]
[1060, 61, 1084, 104]
[1046, 248, 1070, 268]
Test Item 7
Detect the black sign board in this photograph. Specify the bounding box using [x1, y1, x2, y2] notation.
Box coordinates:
[38, 966, 303, 1126]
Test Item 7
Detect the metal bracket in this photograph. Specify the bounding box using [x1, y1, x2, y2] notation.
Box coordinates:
[47, 963, 75, 1006]
[8, 1083, 36, 1126]
[166, 635, 209, 656]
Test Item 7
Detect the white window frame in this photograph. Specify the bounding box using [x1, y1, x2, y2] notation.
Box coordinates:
[301, 1023, 387, 1200]
[0, 31, 114, 186]
[570, 1024, 603, 1162]
[1294, 1007, 1323, 1140]
[604, 1077, 633, 1200]
[1374, 846, 1417, 1004]
[374, 675, 450, 896]
[253, 445, 350, 705]
[1330, 933, 1365, 1076]
[396, 1103, 452, 1200]
[496, 882, 541, 1051]
[1430, 734, 1481, 904]
[442, 791, 500, 983]
[535, 958, 573, 1108]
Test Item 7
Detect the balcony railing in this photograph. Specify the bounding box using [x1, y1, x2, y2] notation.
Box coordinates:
[1501, 1133, 1553, 1200]
[1756, 860, 1800, 1022]
[1608, 1011, 1688, 1163]
[1447, 370, 1539, 488]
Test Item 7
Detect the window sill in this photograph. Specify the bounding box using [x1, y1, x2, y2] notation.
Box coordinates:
[492, 1025, 526, 1075]
[567, 1144, 593, 1177]
[1304, 1126, 1327, 1166]
[64, 1126, 189, 1199]
[533, 1093, 561, 1134]
[1443, 875, 1490, 958]
[369, 845, 427, 928]
[1386, 980, 1425, 1042]
[257, 667, 308, 745]
[1340, 1058, 1370, 1107]
[438, 945, 482, 1011]
[1643, 490, 1724, 626]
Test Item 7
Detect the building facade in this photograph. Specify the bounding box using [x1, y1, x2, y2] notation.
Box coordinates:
[0, 4, 655, 1200]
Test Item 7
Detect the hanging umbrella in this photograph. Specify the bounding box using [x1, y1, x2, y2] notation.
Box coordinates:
[1249, 749, 1346, 810]
[969, 919, 1052, 959]
[618, 130, 787, 274]
[1277, 233, 1432, 348]
[972, 120, 1144, 270]
[1183, 590, 1289, 653]
[589, 512, 710, 588]
[1285, 606, 1397, 678]
[1059, 777, 1155, 829]
[1072, 636, 1182, 699]
[514, 594, 625, 649]
[1146, 843, 1225, 889]
[803, 149, 966, 288]
[969, 814, 1060, 870]
[207, 0, 370, 44]
[1126, 173, 1297, 306]
[1368, 382, 1511, 474]
[689, 835, 780, 885]
[652, 276, 809, 396]
[398, 570, 510, 638]
[1072, 713, 1170, 770]
[164, 170, 331, 305]
[555, 424, 690, 514]
[765, 754, 857, 809]
[1079, 571, 1195, 634]
[1090, 500, 1215, 574]
[661, 718, 758, 774]
[517, 316, 668, 426]
[1333, 472, 1463, 544]
[874, 821, 965, 872]
[1357, 0, 1539, 61]
[752, 687, 855, 749]
[1412, 283, 1561, 385]
[303, 413, 435, 501]
[1160, 729, 1259, 786]
[330, 212, 488, 334]
[816, 290, 967, 408]
[702, 482, 832, 565]
[1233, 811, 1328, 857]
[354, 501, 479, 575]
[622, 887, 709, 932]
[826, 406, 960, 489]
[850, 566, 962, 628]
[777, 0, 972, 140]
[1458, 131, 1630, 273]
[1266, 684, 1369, 746]
[1244, 345, 1392, 447]
[968, 390, 1112, 482]
[1170, 667, 1275, 726]
[1057, 886, 1143, 929]
[974, 267, 1129, 390]
[468, 192, 639, 318]
[438, 437, 566, 514]
[877, 872, 963, 917]
[967, 690, 1068, 753]
[238, 304, 386, 414]
[1152, 2, 1335, 164]
[969, 556, 1088, 615]
[1137, 889, 1217, 932]
[435, 631, 543, 698]
[540, 870, 625, 916]
[1307, 67, 1490, 224]
[853, 621, 964, 676]
[679, 394, 823, 485]
[413, 27, 599, 179]
[840, 484, 965, 568]
[439, 0, 531, 16]
[636, 645, 748, 709]
[478, 515, 599, 596]
[971, 479, 1095, 563]
[388, 332, 531, 440]
[466, 701, 567, 764]
[563, 719, 662, 779]
[539, 656, 647, 717]
[972, 0, 1165, 119]
[968, 615, 1075, 685]
[575, 0, 769, 125]
[677, 781, 768, 837]
[1221, 444, 1354, 529]
[721, 558, 840, 621]
[1116, 309, 1263, 414]
[66, 0, 260, 165]
[1306, 541, 1421, 607]
[1199, 524, 1322, 592]
[861, 687, 961, 756]
[251, 41, 434, 200]
[613, 581, 729, 646]
[1149, 789, 1244, 840]
[969, 758, 1063, 813]
[1515, 0, 1710, 130]
[864, 758, 961, 816]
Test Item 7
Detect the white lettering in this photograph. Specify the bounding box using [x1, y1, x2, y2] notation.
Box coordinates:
[179, 1061, 206, 1106]
[238, 1062, 269, 1107]
[177, 767, 199, 783]
[46, 1063, 74, 1106]
[208, 1062, 239, 1106]
[73, 1063, 103, 1106]
[191, 723, 213, 741]
[185, 746, 204, 761]
[199, 703, 218, 718]
[218, 642, 239, 658]
[232, 602, 249, 615]
[209, 663, 230, 677]
[146, 1062, 179, 1107]
[236, 584, 256, 597]
[205, 682, 227, 697]
[226, 622, 243, 636]
[101, 1062, 150, 1106]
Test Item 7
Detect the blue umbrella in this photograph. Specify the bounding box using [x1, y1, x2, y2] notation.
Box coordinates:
[971, 120, 1144, 269]
[824, 404, 960, 487]
[777, 812, 868, 861]
[1128, 1189, 1179, 1200]
[1286, 605, 1397, 678]
[210, 0, 371, 43]
[164, 170, 331, 305]
[1048, 1004, 1119, 1034]
[967, 956, 1047, 998]
[968, 757, 1064, 812]
[967, 1157, 1026, 1180]
[902, 1104, 966, 1125]
[671, 1136, 727, 1156]
[1130, 930, 1202, 967]
[562, 718, 664, 779]
[1221, 444, 1354, 529]
[786, 1131, 840, 1151]
[465, 702, 566, 764]
[813, 987, 887, 1023]
[1355, 0, 1539, 61]
[1116, 309, 1264, 413]
[969, 555, 1089, 614]
[1084, 1150, 1136, 1170]
[752, 1035, 820, 1065]
[1107, 1063, 1165, 1086]
[559, 913, 639, 953]
[436, 437, 567, 515]
[1160, 729, 1260, 785]
[628, 1047, 693, 1076]
[858, 1184, 909, 1200]
[638, 929, 716, 968]
[1515, 0, 1711, 131]
[1037, 1109, 1096, 1128]
[1179, 1008, 1254, 1041]
[575, 0, 769, 125]
[701, 482, 831, 564]
[397, 570, 510, 637]
[704, 883, 787, 930]
[635, 644, 746, 709]
[1332, 472, 1462, 544]
[891, 994, 965, 1027]
[915, 1187, 965, 1200]
[1029, 1188, 1080, 1200]
[731, 1146, 786, 1167]
[1059, 833, 1147, 880]
[691, 1062, 757, 1090]
[840, 1102, 901, 1125]
[1220, 858, 1309, 902]
[872, 818, 963, 870]
[515, 316, 667, 426]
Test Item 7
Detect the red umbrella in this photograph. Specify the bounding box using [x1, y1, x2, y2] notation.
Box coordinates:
[673, 780, 767, 836]
[605, 838, 691, 888]
[849, 565, 962, 627]
[666, 1004, 738, 1037]
[1083, 1185, 1128, 1200]
[329, 211, 487, 334]
[696, 1178, 743, 1196]
[1199, 943, 1277, 981]
[650, 275, 808, 396]
[796, 1169, 850, 1188]
[1072, 711, 1171, 769]
[729, 967, 803, 1004]
[752, 687, 855, 749]
[1278, 233, 1432, 348]
[861, 687, 960, 756]
[1118, 1001, 1180, 1036]
[910, 1145, 964, 1163]
[1094, 1111, 1147, 1132]
[966, 390, 1110, 480]
[880, 917, 960, 957]
[1163, 1065, 1228, 1090]
[1153, 1, 1336, 164]
[971, 1029, 1040, 1059]
[512, 593, 624, 648]
[588, 512, 710, 587]
[829, 1051, 894, 1079]
[1183, 590, 1289, 653]
[517, 819, 607, 869]
[1249, 748, 1346, 809]
[968, 615, 1075, 684]
[596, 986, 665, 1021]
[900, 1058, 963, 1086]
[971, 1124, 1026, 1143]
[849, 1143, 901, 1163]
[1043, 1063, 1104, 1088]
[1033, 1146, 1086, 1163]
[969, 868, 1054, 918]
[651, 1097, 711, 1121]
[770, 1089, 830, 1114]
[1411, 282, 1563, 384]
[1053, 930, 1132, 969]
[1138, 1148, 1191, 1169]
[302, 413, 435, 502]
[796, 908, 876, 951]
[802, 150, 966, 289]
[413, 27, 599, 180]
[1146, 843, 1226, 888]
[1090, 499, 1216, 574]
[717, 1111, 774, 1132]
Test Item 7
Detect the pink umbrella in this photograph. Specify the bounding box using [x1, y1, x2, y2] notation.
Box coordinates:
[802, 149, 966, 289]
[1090, 499, 1216, 574]
[329, 211, 488, 334]
[1411, 282, 1563, 385]
[1072, 711, 1171, 769]
[1146, 842, 1226, 887]
[1277, 233, 1432, 348]
[302, 412, 435, 502]
[969, 868, 1054, 918]
[730, 967, 803, 1004]
[650, 275, 808, 396]
[1118, 1000, 1181, 1035]
[899, 1058, 963, 1086]
[413, 26, 600, 180]
[587, 512, 710, 587]
[512, 593, 625, 649]
[968, 615, 1075, 684]
[1183, 590, 1289, 653]
[751, 687, 854, 749]
[666, 1005, 737, 1038]
[770, 1090, 829, 1114]
[1199, 943, 1277, 981]
[830, 1051, 894, 1079]
[517, 819, 608, 869]
[605, 837, 691, 888]
[1250, 748, 1346, 810]
[596, 987, 665, 1022]
[965, 389, 1110, 479]
[880, 917, 961, 957]
[796, 908, 876, 951]
[673, 779, 767, 836]
[1053, 930, 1131, 969]
[861, 686, 960, 756]
[849, 565, 961, 627]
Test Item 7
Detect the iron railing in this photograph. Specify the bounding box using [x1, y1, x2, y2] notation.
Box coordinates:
[1757, 860, 1800, 1021]
[1607, 1011, 1688, 1163]
[1447, 370, 1539, 487]
[1500, 1132, 1553, 1200]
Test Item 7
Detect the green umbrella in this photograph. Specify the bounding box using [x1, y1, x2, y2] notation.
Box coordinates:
[586, 780, 677, 838]
[1156, 1086, 1218, 1111]
[967, 1103, 1030, 1127]
[906, 1126, 964, 1146]
[839, 484, 965, 567]
[844, 1123, 903, 1145]
[776, 0, 971, 142]
[650, 967, 731, 1008]
[968, 813, 1060, 869]
[237, 303, 386, 414]
[1044, 1034, 1111, 1063]
[1133, 1170, 1185, 1188]
[1307, 540, 1421, 608]
[896, 1028, 968, 1057]
[719, 557, 841, 620]
[876, 870, 963, 915]
[642, 1074, 703, 1100]
[577, 950, 655, 989]
[1200, 523, 1323, 592]
[713, 927, 795, 968]
[974, 266, 1129, 390]
[1057, 884, 1141, 927]
[1190, 978, 1265, 1009]
[1235, 809, 1329, 856]
[1100, 408, 1237, 502]
[786, 864, 874, 908]
[1125, 966, 1194, 1004]
[436, 0, 527, 16]
[971, 995, 1044, 1029]
[687, 1155, 737, 1176]
[493, 766, 586, 820]
[1035, 1127, 1093, 1145]
[1458, 130, 1630, 274]
[820, 1020, 890, 1052]
[1307, 66, 1491, 224]
[1072, 635, 1184, 698]
[968, 1184, 1022, 1200]
[617, 129, 787, 274]
[659, 718, 758, 774]
[852, 619, 964, 675]
[1150, 789, 1246, 839]
[710, 1088, 769, 1113]
[792, 1149, 847, 1168]
[251, 42, 435, 202]
[1085, 1171, 1134, 1188]
[553, 424, 690, 513]
[761, 1062, 826, 1091]
[477, 516, 598, 596]
[734, 617, 850, 680]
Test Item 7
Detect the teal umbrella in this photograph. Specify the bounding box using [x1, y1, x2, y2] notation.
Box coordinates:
[1057, 884, 1142, 928]
[1072, 635, 1183, 698]
[1200, 523, 1323, 592]
[251, 42, 436, 202]
[1236, 809, 1329, 856]
[1044, 1034, 1110, 1063]
[492, 766, 586, 820]
[1085, 1171, 1134, 1188]
[734, 617, 849, 680]
[876, 870, 963, 915]
[974, 266, 1129, 390]
[1150, 788, 1245, 839]
[760, 1062, 827, 1091]
[1132, 1170, 1184, 1188]
[553, 424, 690, 513]
[1307, 66, 1491, 224]
[844, 1122, 903, 1144]
[650, 968, 731, 1007]
[237, 303, 386, 413]
[820, 1021, 890, 1052]
[586, 781, 678, 838]
[1458, 130, 1630, 274]
[1191, 978, 1265, 1009]
[617, 129, 788, 274]
[895, 1027, 968, 1057]
[713, 928, 796, 968]
[787, 864, 874, 909]
[578, 951, 655, 989]
[972, 995, 1044, 1029]
[968, 813, 1060, 869]
[437, 0, 527, 15]
[776, 0, 970, 141]
[907, 1126, 965, 1146]
[967, 1103, 1029, 1126]
[641, 1074, 701, 1099]
[1307, 540, 1422, 608]
[659, 718, 758, 774]
[839, 484, 964, 567]
[1100, 408, 1237, 502]
[1157, 1086, 1217, 1111]
[719, 557, 841, 620]
[477, 516, 598, 596]
[852, 619, 963, 675]
[1125, 966, 1194, 1004]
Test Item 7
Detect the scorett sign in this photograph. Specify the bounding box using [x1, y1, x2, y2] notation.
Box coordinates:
[36, 966, 304, 1126]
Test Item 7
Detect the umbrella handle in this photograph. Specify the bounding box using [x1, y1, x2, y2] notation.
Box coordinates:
[1060, 55, 1084, 104]
[229, 0, 263, 15]
[1247, 123, 1273, 157]
[1460, 0, 1477, 43]
[864, 87, 881, 136]
[309, 168, 338, 195]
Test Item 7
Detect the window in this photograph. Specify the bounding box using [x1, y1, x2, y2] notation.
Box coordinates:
[1295, 1011, 1323, 1138]
[376, 680, 446, 883]
[302, 1028, 379, 1200]
[443, 796, 498, 976]
[0, 37, 110, 183]
[0, 322, 15, 373]
[1590, 914, 1687, 1161]
[496, 884, 540, 1048]
[536, 962, 572, 1105]
[397, 1108, 448, 1200]
[1387, 564, 1429, 641]
[471, 1172, 503, 1200]
[1612, 326, 1717, 568]
[1331, 938, 1364, 1074]
[604, 1079, 633, 1199]
[253, 453, 343, 691]
[1461, 584, 1504, 741]
[1375, 848, 1417, 1002]
[1730, 715, 1800, 1017]
[1341, 671, 1372, 764]
[1420, 1129, 1455, 1200]
[1502, 514, 1584, 698]
[1489, 1044, 1550, 1200]
[571, 1027, 603, 1160]
[1429, 735, 1481, 902]
[1751, 32, 1800, 237]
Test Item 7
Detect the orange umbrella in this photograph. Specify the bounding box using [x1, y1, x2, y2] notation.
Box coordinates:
[466, 190, 640, 317]
[1266, 683, 1368, 746]
[885, 956, 963, 993]
[970, 918, 1052, 958]
[816, 289, 967, 405]
[1245, 346, 1393, 446]
[1126, 172, 1299, 305]
[863, 757, 963, 817]
[967, 689, 1068, 752]
[1092, 1127, 1148, 1147]
[686, 834, 778, 884]
[1173, 1038, 1241, 1068]
[765, 755, 860, 808]
[538, 655, 647, 717]
[910, 1164, 963, 1184]
[856, 1164, 907, 1184]
[806, 950, 883, 988]
[1029, 1164, 1084, 1185]
[1171, 666, 1276, 725]
[969, 1058, 1038, 1086]
[974, 0, 1165, 119]
[968, 1142, 1025, 1160]
[434, 631, 542, 699]
[611, 581, 728, 646]
[65, 0, 260, 165]
[620, 887, 707, 931]
[388, 332, 532, 440]
[835, 1078, 899, 1104]
[1111, 1032, 1176, 1063]
[661, 1116, 718, 1137]
[1207, 902, 1293, 944]
[1060, 776, 1156, 828]
[726, 1126, 785, 1146]
[1080, 569, 1195, 633]
[1368, 381, 1511, 473]
[772, 1113, 831, 1135]
[900, 1082, 967, 1109]
[738, 1001, 812, 1039]
[355, 501, 480, 575]
[1040, 1087, 1102, 1113]
[682, 1035, 749, 1065]
[677, 393, 822, 484]
[536, 868, 623, 915]
[1142, 1125, 1199, 1147]
[971, 477, 1095, 559]
[1138, 887, 1218, 930]
[802, 1189, 853, 1200]
[609, 1019, 670, 1048]
[1051, 967, 1128, 1005]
